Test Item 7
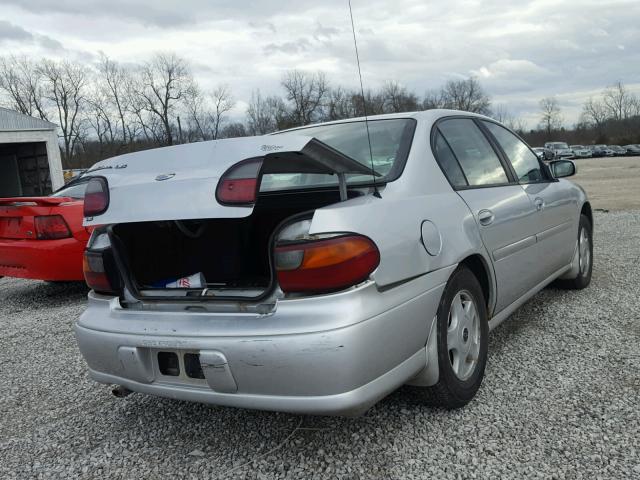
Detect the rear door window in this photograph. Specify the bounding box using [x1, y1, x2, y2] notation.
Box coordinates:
[433, 131, 467, 187]
[437, 118, 509, 187]
[482, 121, 545, 184]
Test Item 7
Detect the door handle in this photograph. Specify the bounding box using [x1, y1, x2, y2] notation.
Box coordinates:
[534, 197, 545, 211]
[478, 209, 495, 226]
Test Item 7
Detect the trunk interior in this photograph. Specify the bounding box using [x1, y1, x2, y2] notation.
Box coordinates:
[112, 188, 356, 299]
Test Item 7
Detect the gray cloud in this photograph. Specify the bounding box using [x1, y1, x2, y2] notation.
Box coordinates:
[2, 0, 640, 125]
[313, 22, 340, 41]
[0, 20, 34, 42]
[1, 0, 322, 28]
[264, 38, 312, 56]
[249, 21, 277, 34]
[35, 34, 64, 51]
[0, 20, 63, 51]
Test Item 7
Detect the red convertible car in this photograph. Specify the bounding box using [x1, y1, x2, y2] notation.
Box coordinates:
[0, 178, 90, 281]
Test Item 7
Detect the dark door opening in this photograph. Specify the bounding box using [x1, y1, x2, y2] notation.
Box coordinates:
[0, 142, 51, 197]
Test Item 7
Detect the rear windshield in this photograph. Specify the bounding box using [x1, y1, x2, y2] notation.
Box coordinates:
[264, 118, 415, 191]
[50, 180, 88, 199]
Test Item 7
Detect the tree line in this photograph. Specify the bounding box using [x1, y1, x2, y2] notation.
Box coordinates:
[528, 83, 640, 147]
[0, 52, 638, 168]
[0, 53, 494, 168]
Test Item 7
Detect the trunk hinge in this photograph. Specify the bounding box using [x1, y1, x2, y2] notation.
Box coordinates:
[338, 172, 347, 201]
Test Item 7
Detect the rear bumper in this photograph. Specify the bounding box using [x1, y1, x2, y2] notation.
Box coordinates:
[0, 237, 85, 281]
[75, 268, 452, 415]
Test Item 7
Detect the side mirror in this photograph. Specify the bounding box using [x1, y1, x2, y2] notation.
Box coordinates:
[550, 160, 576, 178]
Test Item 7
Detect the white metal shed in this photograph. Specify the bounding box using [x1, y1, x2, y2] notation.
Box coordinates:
[0, 107, 63, 197]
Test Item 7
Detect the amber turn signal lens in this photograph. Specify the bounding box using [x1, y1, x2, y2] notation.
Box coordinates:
[275, 235, 380, 293]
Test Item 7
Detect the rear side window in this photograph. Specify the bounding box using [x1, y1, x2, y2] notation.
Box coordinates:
[438, 119, 509, 187]
[433, 131, 467, 187]
[482, 121, 545, 183]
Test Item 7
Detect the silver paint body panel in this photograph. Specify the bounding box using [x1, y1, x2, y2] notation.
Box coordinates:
[75, 109, 589, 415]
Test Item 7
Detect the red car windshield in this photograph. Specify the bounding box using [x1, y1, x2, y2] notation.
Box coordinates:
[50, 180, 89, 199]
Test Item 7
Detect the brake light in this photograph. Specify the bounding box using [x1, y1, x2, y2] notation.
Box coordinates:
[83, 252, 110, 292]
[275, 235, 380, 293]
[216, 158, 263, 204]
[83, 230, 121, 295]
[84, 177, 109, 217]
[34, 215, 71, 239]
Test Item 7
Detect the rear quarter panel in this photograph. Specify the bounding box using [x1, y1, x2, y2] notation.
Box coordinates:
[310, 116, 495, 304]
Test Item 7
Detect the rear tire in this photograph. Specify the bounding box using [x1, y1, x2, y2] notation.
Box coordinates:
[555, 214, 592, 290]
[421, 265, 488, 409]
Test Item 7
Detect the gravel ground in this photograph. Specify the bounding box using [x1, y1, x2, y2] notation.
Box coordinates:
[571, 155, 640, 211]
[1, 210, 639, 479]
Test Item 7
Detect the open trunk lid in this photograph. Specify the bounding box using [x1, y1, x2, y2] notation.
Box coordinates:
[83, 135, 375, 226]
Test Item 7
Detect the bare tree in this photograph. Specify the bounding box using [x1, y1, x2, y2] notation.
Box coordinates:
[220, 122, 247, 139]
[422, 89, 446, 110]
[602, 81, 635, 121]
[491, 104, 527, 133]
[183, 83, 209, 141]
[281, 70, 328, 125]
[381, 80, 419, 113]
[246, 89, 277, 135]
[631, 96, 640, 117]
[127, 73, 160, 144]
[581, 97, 608, 132]
[136, 53, 193, 145]
[97, 55, 133, 145]
[440, 77, 491, 114]
[86, 86, 116, 154]
[351, 89, 385, 117]
[0, 56, 49, 120]
[538, 97, 563, 137]
[210, 84, 235, 140]
[326, 87, 356, 121]
[39, 60, 88, 163]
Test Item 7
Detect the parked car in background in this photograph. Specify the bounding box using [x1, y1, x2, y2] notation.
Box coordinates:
[590, 145, 615, 157]
[570, 145, 592, 159]
[75, 110, 593, 416]
[624, 145, 640, 155]
[545, 142, 574, 159]
[533, 147, 554, 161]
[609, 145, 627, 156]
[0, 176, 91, 281]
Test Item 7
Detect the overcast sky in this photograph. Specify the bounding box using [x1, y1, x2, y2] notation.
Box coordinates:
[2, 0, 640, 127]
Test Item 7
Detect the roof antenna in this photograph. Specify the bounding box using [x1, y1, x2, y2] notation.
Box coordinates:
[348, 0, 381, 198]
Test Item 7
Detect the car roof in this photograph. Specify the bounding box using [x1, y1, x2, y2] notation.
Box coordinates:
[274, 109, 494, 134]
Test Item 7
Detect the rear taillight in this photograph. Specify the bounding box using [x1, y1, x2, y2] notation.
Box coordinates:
[34, 215, 71, 239]
[83, 251, 113, 293]
[83, 230, 121, 295]
[275, 234, 380, 293]
[216, 158, 263, 205]
[84, 177, 109, 217]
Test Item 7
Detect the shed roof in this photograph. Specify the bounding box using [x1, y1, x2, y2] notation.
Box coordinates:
[0, 107, 57, 131]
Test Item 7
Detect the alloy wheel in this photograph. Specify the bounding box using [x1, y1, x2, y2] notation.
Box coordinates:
[447, 290, 480, 381]
[579, 227, 591, 276]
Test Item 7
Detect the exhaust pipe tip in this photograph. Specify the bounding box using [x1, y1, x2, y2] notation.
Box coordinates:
[112, 385, 133, 398]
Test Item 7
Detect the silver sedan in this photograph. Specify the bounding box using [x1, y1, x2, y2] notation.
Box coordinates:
[75, 110, 593, 416]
